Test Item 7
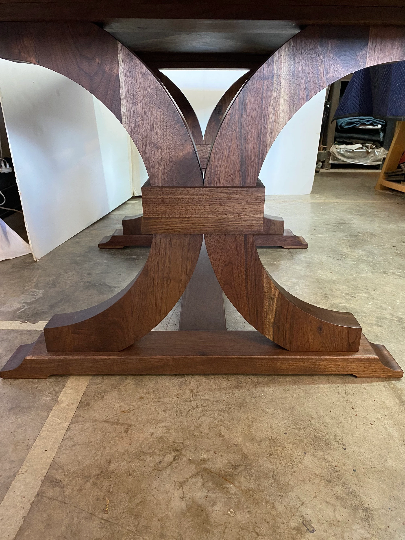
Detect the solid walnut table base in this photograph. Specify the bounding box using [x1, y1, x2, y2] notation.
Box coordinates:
[1, 23, 404, 380]
[1, 332, 402, 379]
[2, 228, 400, 380]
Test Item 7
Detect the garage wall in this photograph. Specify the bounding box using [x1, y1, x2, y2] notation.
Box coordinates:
[0, 60, 141, 260]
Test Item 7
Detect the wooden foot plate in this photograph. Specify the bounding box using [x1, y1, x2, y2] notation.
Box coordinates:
[98, 229, 308, 249]
[98, 228, 153, 248]
[1, 331, 402, 379]
[255, 229, 308, 248]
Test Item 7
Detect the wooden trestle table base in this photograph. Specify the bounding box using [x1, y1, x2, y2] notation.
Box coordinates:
[0, 22, 403, 379]
[1, 243, 402, 379]
[97, 71, 308, 251]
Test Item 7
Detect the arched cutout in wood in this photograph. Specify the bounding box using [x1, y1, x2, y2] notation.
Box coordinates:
[154, 69, 255, 170]
[154, 70, 204, 145]
[205, 26, 405, 351]
[152, 70, 254, 171]
[203, 70, 253, 147]
[198, 70, 254, 170]
[0, 22, 203, 351]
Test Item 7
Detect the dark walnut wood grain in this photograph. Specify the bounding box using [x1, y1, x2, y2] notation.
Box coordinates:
[98, 215, 308, 249]
[122, 215, 143, 235]
[118, 43, 202, 187]
[0, 23, 203, 185]
[195, 143, 211, 170]
[141, 181, 265, 234]
[1, 332, 401, 379]
[97, 66, 306, 246]
[98, 230, 153, 249]
[0, 3, 405, 26]
[263, 215, 284, 235]
[206, 26, 364, 187]
[98, 227, 308, 250]
[136, 52, 270, 70]
[195, 70, 253, 170]
[1, 23, 402, 376]
[255, 230, 308, 249]
[204, 70, 253, 146]
[45, 235, 203, 352]
[205, 26, 405, 188]
[204, 25, 405, 352]
[0, 23, 203, 188]
[153, 69, 253, 170]
[0, 22, 122, 120]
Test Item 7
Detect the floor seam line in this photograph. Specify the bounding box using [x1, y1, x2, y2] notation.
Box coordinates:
[0, 375, 91, 540]
[0, 322, 48, 330]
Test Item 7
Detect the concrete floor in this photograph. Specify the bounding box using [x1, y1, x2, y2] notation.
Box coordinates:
[1, 170, 405, 539]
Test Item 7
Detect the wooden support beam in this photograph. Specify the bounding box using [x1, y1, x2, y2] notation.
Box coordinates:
[255, 229, 308, 248]
[98, 228, 308, 250]
[0, 3, 405, 25]
[98, 229, 153, 249]
[376, 121, 405, 192]
[1, 332, 401, 379]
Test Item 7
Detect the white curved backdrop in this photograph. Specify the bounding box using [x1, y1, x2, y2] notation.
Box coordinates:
[0, 59, 144, 260]
[259, 89, 326, 195]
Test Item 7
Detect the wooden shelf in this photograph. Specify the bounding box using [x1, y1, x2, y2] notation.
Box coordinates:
[378, 179, 405, 193]
[376, 121, 405, 192]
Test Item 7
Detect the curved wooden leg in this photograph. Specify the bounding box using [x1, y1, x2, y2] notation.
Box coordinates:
[44, 234, 203, 352]
[205, 234, 361, 352]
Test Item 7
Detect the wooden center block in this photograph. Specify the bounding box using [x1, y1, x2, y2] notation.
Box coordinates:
[141, 180, 265, 234]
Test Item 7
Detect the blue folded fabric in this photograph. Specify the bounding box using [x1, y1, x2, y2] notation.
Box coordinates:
[334, 61, 405, 120]
[336, 117, 385, 130]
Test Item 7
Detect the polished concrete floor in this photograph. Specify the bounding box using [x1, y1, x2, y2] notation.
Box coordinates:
[1, 170, 405, 539]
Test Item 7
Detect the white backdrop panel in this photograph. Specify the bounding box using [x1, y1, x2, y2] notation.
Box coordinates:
[259, 89, 327, 195]
[161, 69, 248, 136]
[0, 60, 134, 259]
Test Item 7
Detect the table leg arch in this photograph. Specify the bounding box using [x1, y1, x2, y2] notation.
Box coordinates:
[154, 70, 204, 145]
[205, 234, 361, 352]
[0, 22, 203, 188]
[205, 26, 405, 187]
[203, 70, 253, 147]
[45, 235, 203, 352]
